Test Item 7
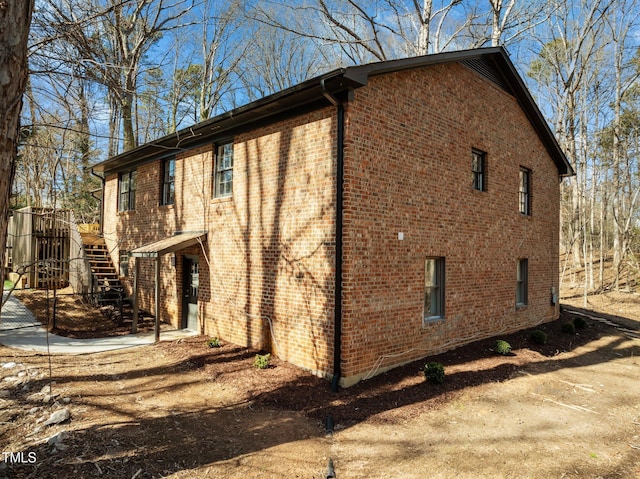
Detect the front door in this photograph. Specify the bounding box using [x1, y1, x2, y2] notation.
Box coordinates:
[182, 256, 199, 331]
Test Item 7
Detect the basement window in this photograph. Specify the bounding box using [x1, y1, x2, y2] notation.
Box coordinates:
[516, 258, 528, 307]
[424, 257, 445, 322]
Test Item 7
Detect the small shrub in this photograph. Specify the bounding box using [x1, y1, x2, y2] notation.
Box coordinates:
[207, 337, 221, 348]
[561, 321, 576, 334]
[254, 353, 271, 369]
[529, 330, 547, 345]
[494, 339, 512, 355]
[573, 317, 587, 329]
[423, 362, 445, 384]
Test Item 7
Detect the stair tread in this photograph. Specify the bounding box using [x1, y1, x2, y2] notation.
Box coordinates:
[81, 239, 124, 293]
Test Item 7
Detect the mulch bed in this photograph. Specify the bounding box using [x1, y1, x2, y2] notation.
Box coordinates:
[10, 287, 633, 427]
[154, 308, 620, 426]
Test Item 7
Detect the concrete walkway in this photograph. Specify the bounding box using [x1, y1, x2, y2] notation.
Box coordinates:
[0, 293, 198, 354]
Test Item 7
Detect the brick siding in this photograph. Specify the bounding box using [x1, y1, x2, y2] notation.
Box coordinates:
[103, 107, 338, 379]
[339, 63, 560, 385]
[102, 60, 562, 387]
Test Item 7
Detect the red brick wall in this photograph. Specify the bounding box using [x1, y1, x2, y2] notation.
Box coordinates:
[101, 60, 562, 387]
[103, 107, 338, 379]
[339, 62, 560, 385]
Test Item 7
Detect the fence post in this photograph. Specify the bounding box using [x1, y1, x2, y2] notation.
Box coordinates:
[118, 290, 123, 326]
[52, 295, 57, 330]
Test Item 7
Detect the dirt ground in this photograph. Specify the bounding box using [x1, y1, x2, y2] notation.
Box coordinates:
[1, 291, 640, 478]
[11, 287, 157, 338]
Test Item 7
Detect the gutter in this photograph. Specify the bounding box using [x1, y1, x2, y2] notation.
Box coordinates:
[321, 80, 345, 393]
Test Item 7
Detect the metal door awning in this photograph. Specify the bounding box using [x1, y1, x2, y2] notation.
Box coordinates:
[130, 231, 206, 340]
[130, 231, 207, 258]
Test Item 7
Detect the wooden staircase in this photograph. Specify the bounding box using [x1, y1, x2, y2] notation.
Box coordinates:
[81, 233, 124, 305]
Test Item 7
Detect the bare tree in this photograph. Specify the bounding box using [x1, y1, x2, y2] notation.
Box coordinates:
[524, 0, 640, 300]
[239, 19, 331, 100]
[197, 0, 248, 121]
[37, 0, 195, 154]
[158, 0, 248, 130]
[416, 0, 433, 54]
[250, 0, 407, 63]
[487, 0, 548, 46]
[602, 0, 640, 289]
[251, 0, 550, 62]
[138, 66, 169, 140]
[0, 0, 35, 302]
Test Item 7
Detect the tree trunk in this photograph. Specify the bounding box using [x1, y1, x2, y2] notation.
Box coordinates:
[122, 90, 137, 152]
[0, 0, 34, 306]
[612, 40, 623, 290]
[417, 0, 432, 55]
[490, 0, 503, 46]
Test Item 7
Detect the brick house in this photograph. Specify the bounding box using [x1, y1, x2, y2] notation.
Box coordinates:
[92, 47, 573, 388]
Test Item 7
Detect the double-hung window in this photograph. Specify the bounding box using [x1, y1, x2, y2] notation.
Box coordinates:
[118, 170, 137, 212]
[161, 158, 175, 205]
[472, 149, 486, 191]
[424, 257, 445, 321]
[519, 168, 531, 215]
[214, 142, 233, 198]
[516, 258, 528, 306]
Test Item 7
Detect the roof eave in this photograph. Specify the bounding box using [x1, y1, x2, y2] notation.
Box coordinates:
[94, 46, 574, 178]
[93, 68, 359, 175]
[344, 47, 574, 177]
[487, 50, 575, 177]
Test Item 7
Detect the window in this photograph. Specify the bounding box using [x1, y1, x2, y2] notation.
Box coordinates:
[214, 142, 233, 198]
[161, 158, 175, 205]
[519, 168, 531, 215]
[119, 251, 130, 277]
[118, 170, 137, 212]
[472, 149, 486, 191]
[424, 257, 445, 321]
[516, 258, 528, 306]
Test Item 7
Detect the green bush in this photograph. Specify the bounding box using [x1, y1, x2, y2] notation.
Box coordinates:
[529, 330, 547, 345]
[573, 317, 587, 329]
[207, 337, 221, 348]
[423, 362, 445, 384]
[561, 321, 576, 334]
[254, 353, 271, 369]
[494, 340, 512, 355]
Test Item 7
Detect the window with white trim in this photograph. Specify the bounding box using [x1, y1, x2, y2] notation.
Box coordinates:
[213, 142, 233, 198]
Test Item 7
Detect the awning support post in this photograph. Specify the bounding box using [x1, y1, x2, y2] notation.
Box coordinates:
[132, 257, 140, 333]
[154, 256, 160, 342]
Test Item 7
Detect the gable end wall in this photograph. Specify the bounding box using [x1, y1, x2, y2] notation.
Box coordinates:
[340, 62, 561, 385]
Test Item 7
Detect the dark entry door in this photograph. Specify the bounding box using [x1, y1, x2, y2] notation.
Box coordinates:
[182, 256, 199, 331]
